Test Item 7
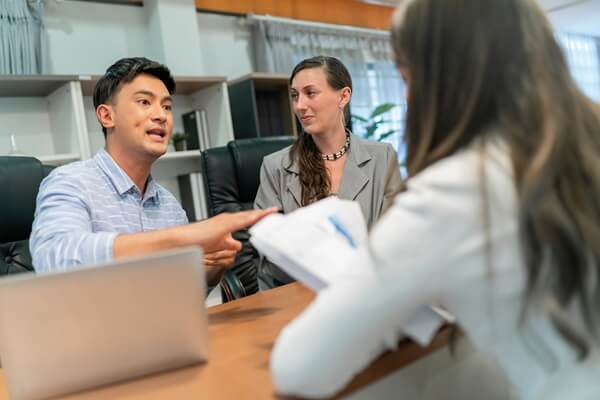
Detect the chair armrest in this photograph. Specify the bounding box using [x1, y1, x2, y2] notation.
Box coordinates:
[220, 269, 246, 303]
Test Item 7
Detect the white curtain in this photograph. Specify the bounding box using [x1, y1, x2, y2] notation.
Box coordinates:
[251, 16, 407, 157]
[0, 0, 44, 74]
[556, 33, 600, 102]
[362, 60, 407, 160]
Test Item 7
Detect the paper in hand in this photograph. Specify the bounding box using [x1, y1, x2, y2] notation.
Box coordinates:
[250, 197, 369, 291]
[250, 197, 450, 346]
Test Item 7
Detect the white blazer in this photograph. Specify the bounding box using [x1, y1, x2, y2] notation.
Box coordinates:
[270, 139, 600, 399]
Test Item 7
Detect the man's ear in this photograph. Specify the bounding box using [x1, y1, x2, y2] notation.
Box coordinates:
[96, 104, 115, 132]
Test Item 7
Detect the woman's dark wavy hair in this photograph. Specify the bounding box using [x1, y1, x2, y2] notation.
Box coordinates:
[288, 56, 352, 205]
[391, 0, 600, 358]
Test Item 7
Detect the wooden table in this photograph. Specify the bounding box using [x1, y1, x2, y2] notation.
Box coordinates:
[0, 283, 450, 399]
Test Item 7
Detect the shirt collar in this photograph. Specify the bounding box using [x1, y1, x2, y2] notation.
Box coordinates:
[93, 149, 160, 204]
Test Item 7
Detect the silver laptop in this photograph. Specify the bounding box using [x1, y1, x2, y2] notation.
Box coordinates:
[0, 247, 209, 400]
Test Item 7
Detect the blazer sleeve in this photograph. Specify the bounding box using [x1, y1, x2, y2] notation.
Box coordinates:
[254, 157, 283, 210]
[269, 149, 496, 398]
[382, 145, 404, 214]
[269, 177, 454, 398]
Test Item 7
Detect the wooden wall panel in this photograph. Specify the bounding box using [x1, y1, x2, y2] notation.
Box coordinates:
[253, 0, 294, 16]
[196, 0, 254, 14]
[122, 0, 394, 30]
[195, 0, 394, 30]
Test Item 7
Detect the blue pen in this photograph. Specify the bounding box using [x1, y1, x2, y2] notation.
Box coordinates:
[328, 215, 356, 248]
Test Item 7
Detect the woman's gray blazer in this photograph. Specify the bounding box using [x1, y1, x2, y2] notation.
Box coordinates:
[254, 135, 403, 285]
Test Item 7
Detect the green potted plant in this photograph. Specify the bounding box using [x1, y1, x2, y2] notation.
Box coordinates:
[351, 103, 399, 142]
[171, 132, 188, 152]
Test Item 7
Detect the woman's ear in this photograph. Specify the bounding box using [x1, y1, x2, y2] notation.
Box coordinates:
[96, 104, 115, 132]
[339, 87, 352, 109]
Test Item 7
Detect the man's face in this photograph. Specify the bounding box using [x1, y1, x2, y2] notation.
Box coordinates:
[101, 74, 173, 161]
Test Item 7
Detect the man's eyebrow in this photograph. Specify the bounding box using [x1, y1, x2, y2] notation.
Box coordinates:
[133, 90, 155, 97]
[133, 90, 172, 102]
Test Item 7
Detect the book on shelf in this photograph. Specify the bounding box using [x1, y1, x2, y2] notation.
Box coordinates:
[255, 89, 284, 137]
[178, 172, 207, 222]
[182, 109, 210, 152]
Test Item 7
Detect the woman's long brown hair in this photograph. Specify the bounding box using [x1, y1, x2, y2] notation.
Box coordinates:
[288, 56, 352, 205]
[391, 0, 600, 357]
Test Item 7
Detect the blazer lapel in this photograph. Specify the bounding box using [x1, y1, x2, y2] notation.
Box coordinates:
[284, 156, 303, 207]
[338, 137, 371, 200]
[283, 136, 371, 205]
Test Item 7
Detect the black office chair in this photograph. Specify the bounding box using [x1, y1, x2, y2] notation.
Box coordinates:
[0, 156, 53, 275]
[201, 136, 295, 302]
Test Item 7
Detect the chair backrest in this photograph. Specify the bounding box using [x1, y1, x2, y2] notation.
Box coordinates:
[201, 137, 294, 300]
[0, 156, 53, 275]
[202, 137, 295, 216]
[228, 138, 294, 207]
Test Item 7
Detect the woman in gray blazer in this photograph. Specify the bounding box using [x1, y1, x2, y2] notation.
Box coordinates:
[255, 56, 403, 287]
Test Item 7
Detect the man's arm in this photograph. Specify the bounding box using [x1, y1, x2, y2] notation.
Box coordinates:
[112, 211, 272, 259]
[31, 170, 276, 277]
[113, 211, 274, 287]
[30, 172, 118, 272]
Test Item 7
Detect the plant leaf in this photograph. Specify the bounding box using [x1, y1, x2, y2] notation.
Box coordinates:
[370, 119, 394, 128]
[351, 114, 368, 123]
[369, 103, 396, 119]
[365, 125, 377, 138]
[376, 130, 397, 141]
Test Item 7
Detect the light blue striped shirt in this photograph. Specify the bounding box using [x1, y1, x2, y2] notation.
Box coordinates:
[30, 149, 188, 273]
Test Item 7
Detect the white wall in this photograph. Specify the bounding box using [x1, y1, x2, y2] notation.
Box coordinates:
[43, 1, 147, 75]
[144, 0, 205, 75]
[547, 0, 600, 37]
[540, 0, 600, 37]
[197, 12, 254, 79]
[43, 0, 254, 79]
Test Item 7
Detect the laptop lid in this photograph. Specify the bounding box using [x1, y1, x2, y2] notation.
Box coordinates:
[0, 247, 208, 400]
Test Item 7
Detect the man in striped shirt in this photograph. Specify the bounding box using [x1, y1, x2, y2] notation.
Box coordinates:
[30, 57, 274, 287]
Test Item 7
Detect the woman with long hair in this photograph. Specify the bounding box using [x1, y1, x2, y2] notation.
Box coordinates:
[269, 0, 600, 398]
[255, 56, 403, 287]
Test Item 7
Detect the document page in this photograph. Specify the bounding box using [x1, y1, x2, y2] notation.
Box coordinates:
[250, 197, 450, 346]
[250, 197, 369, 291]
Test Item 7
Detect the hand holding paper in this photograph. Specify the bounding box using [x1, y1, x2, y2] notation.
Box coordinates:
[250, 198, 369, 291]
[250, 197, 451, 346]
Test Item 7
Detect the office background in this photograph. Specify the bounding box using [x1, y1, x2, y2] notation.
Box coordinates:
[2, 0, 599, 157]
[0, 1, 599, 396]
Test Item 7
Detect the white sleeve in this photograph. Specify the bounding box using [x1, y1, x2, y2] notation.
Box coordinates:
[270, 152, 483, 398]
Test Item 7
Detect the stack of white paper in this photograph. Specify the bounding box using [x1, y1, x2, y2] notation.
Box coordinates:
[250, 198, 369, 291]
[250, 197, 451, 346]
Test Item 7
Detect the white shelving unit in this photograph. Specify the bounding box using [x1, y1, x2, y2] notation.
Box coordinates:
[1, 74, 235, 221]
[38, 152, 81, 166]
[0, 76, 90, 165]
